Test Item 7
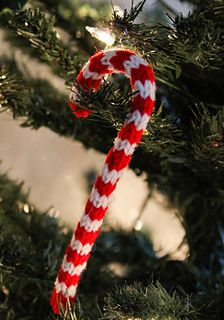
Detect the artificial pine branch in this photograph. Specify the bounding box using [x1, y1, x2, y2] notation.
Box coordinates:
[107, 0, 224, 70]
[3, 2, 224, 152]
[31, 0, 110, 55]
[0, 171, 200, 320]
[0, 61, 192, 170]
[0, 171, 68, 319]
[0, 64, 26, 114]
[111, 0, 147, 24]
[103, 282, 198, 320]
[173, 1, 224, 69]
[5, 7, 84, 82]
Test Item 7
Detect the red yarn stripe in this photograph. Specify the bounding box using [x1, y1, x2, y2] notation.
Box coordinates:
[132, 96, 155, 115]
[94, 176, 117, 196]
[85, 199, 107, 220]
[118, 123, 143, 144]
[65, 247, 91, 264]
[74, 225, 101, 244]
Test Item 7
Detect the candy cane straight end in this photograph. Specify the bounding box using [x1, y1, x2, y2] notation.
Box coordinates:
[50, 48, 156, 314]
[50, 289, 60, 314]
[50, 281, 77, 314]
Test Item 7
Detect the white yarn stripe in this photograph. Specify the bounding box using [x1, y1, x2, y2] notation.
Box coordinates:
[70, 237, 93, 255]
[114, 138, 137, 156]
[101, 50, 117, 70]
[80, 213, 103, 232]
[82, 61, 102, 80]
[70, 85, 78, 102]
[123, 55, 148, 77]
[125, 110, 150, 131]
[62, 256, 87, 277]
[101, 163, 123, 185]
[134, 80, 156, 100]
[55, 278, 77, 298]
[90, 188, 112, 209]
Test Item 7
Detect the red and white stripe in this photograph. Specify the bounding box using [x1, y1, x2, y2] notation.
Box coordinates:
[50, 48, 156, 314]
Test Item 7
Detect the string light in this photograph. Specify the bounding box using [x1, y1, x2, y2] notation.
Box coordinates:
[23, 203, 30, 213]
[86, 26, 115, 46]
[134, 219, 143, 231]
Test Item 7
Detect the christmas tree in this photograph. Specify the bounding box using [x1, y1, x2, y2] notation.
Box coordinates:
[0, 0, 224, 319]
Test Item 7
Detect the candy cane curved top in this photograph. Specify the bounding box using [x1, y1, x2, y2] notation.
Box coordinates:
[50, 48, 156, 314]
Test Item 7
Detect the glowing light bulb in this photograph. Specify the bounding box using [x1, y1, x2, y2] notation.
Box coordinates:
[86, 26, 115, 46]
[134, 220, 143, 231]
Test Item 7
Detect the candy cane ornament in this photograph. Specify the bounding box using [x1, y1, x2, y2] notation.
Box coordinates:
[50, 48, 156, 314]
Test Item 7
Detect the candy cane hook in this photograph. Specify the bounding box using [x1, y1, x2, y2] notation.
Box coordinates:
[50, 48, 156, 314]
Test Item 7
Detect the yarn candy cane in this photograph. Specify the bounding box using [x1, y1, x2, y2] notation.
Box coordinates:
[50, 48, 156, 314]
